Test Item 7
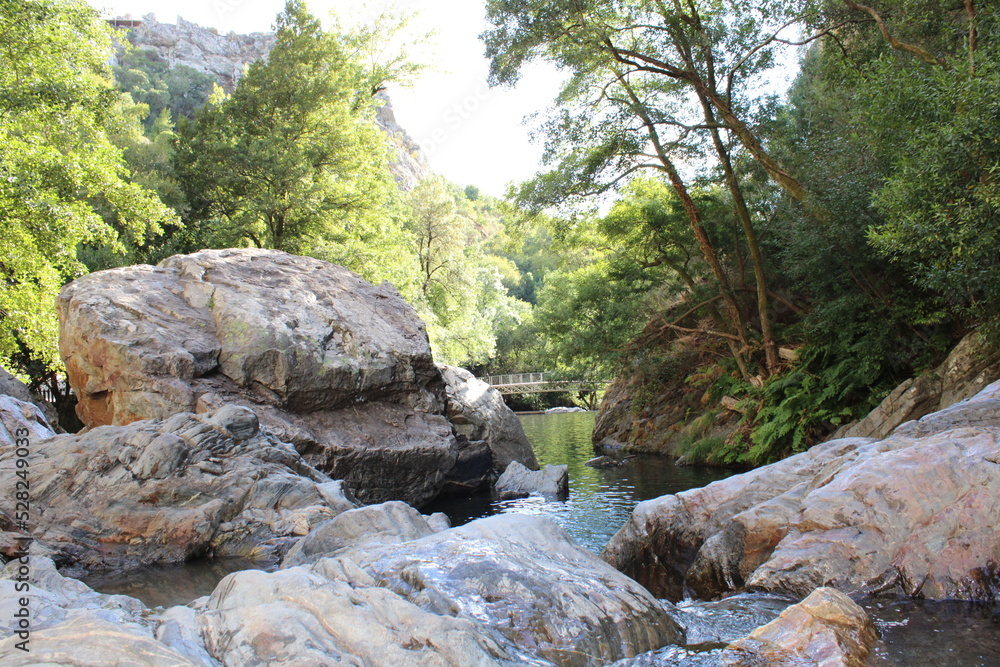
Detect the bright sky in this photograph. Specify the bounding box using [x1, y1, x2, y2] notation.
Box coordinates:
[87, 0, 566, 197]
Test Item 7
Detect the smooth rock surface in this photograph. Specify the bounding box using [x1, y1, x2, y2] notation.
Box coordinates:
[57, 248, 457, 505]
[282, 501, 437, 567]
[495, 461, 568, 497]
[324, 514, 684, 666]
[200, 566, 522, 666]
[724, 587, 877, 667]
[438, 363, 538, 471]
[604, 381, 1000, 602]
[0, 406, 357, 570]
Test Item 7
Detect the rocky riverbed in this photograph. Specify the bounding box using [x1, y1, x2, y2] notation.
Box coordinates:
[0, 249, 997, 664]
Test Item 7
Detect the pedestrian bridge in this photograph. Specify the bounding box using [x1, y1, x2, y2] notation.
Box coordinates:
[479, 372, 609, 395]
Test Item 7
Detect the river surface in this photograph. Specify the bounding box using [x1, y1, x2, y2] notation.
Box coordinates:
[425, 411, 731, 552]
[82, 412, 1000, 665]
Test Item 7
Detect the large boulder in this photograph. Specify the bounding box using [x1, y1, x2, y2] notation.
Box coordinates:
[437, 363, 538, 470]
[603, 380, 1000, 602]
[0, 405, 358, 570]
[57, 248, 457, 505]
[495, 461, 569, 497]
[299, 513, 685, 667]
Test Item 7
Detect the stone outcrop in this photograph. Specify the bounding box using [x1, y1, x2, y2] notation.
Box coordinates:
[119, 14, 275, 92]
[495, 461, 569, 498]
[837, 330, 1000, 440]
[57, 249, 460, 505]
[0, 405, 359, 570]
[438, 363, 538, 471]
[604, 380, 1000, 602]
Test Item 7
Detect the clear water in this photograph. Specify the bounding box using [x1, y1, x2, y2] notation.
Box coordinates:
[425, 411, 733, 552]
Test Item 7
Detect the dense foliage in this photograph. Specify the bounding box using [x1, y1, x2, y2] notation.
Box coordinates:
[4, 0, 999, 466]
[0, 0, 175, 377]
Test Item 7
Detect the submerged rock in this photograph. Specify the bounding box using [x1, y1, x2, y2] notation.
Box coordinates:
[496, 461, 569, 497]
[0, 405, 357, 570]
[604, 380, 1000, 602]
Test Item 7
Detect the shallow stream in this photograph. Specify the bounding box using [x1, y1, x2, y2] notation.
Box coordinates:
[83, 411, 1000, 665]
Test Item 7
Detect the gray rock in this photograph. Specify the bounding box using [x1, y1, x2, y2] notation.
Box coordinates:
[0, 394, 56, 450]
[332, 513, 685, 666]
[0, 405, 358, 570]
[442, 435, 494, 494]
[496, 461, 568, 497]
[199, 566, 524, 666]
[57, 248, 457, 505]
[0, 366, 35, 404]
[604, 381, 1000, 602]
[438, 363, 538, 471]
[282, 501, 436, 567]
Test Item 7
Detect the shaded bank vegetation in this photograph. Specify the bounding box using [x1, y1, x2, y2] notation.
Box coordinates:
[3, 0, 1000, 467]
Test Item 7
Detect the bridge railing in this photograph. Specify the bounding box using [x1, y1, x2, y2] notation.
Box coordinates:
[482, 372, 552, 386]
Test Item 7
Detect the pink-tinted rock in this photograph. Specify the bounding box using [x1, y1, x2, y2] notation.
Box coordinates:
[604, 381, 1000, 602]
[724, 587, 877, 667]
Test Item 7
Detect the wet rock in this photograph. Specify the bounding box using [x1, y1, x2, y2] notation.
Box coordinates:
[604, 381, 1000, 602]
[496, 461, 569, 497]
[586, 455, 634, 469]
[57, 248, 458, 505]
[0, 406, 357, 570]
[438, 363, 538, 471]
[441, 435, 494, 494]
[324, 513, 685, 666]
[199, 566, 524, 666]
[282, 501, 437, 568]
[723, 587, 877, 667]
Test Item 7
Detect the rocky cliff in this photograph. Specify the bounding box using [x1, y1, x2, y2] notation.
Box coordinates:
[115, 14, 430, 189]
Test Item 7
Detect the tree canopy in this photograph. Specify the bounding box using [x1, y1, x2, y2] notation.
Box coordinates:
[0, 0, 175, 372]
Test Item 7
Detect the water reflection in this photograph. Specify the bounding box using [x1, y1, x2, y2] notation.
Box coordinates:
[79, 557, 276, 608]
[866, 598, 1000, 666]
[426, 412, 732, 553]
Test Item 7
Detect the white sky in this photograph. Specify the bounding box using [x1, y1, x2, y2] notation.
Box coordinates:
[88, 0, 566, 197]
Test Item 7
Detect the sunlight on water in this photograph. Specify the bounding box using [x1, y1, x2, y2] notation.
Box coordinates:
[427, 411, 731, 553]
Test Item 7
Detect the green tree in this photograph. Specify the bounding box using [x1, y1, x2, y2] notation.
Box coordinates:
[113, 47, 215, 130]
[174, 0, 416, 289]
[0, 0, 175, 374]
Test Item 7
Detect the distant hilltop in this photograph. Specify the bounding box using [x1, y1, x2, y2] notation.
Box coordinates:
[109, 13, 430, 189]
